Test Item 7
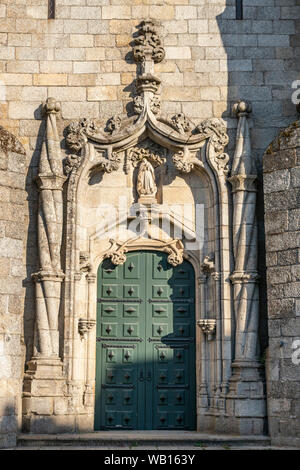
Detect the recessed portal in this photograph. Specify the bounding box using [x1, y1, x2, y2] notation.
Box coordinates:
[95, 251, 196, 430]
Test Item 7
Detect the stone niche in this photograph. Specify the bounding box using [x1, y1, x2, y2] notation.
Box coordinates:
[0, 126, 26, 448]
[263, 119, 300, 447]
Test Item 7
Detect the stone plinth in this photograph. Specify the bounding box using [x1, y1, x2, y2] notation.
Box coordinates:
[22, 357, 74, 433]
[224, 361, 267, 435]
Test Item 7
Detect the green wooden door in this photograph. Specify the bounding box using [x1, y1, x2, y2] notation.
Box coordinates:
[95, 251, 196, 430]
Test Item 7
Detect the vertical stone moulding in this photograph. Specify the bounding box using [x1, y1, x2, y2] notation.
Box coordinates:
[226, 101, 267, 435]
[22, 98, 71, 433]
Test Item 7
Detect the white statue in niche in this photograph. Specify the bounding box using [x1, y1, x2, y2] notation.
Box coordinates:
[136, 158, 157, 203]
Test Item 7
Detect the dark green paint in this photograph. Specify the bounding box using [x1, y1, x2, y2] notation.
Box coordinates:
[95, 251, 196, 430]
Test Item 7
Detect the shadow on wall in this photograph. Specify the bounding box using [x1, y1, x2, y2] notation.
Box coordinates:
[217, 0, 299, 357]
[0, 404, 18, 448]
[23, 106, 44, 363]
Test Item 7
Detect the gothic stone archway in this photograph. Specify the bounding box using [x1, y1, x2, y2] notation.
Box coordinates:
[23, 21, 266, 436]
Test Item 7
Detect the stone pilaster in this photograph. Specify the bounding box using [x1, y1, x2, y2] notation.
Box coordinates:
[22, 99, 71, 433]
[225, 101, 267, 435]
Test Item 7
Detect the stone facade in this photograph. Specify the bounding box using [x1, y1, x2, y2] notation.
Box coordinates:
[263, 120, 300, 448]
[0, 127, 26, 448]
[0, 0, 299, 447]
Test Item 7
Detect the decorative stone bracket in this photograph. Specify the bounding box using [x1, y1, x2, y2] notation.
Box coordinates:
[197, 319, 216, 341]
[78, 319, 96, 339]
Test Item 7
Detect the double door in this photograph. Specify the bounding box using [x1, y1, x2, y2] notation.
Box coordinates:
[95, 251, 196, 430]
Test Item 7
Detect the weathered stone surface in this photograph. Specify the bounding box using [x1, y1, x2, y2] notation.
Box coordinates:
[263, 122, 300, 448]
[0, 128, 26, 448]
[0, 0, 299, 449]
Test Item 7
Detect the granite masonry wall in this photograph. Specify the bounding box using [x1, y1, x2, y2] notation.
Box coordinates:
[0, 127, 26, 448]
[0, 0, 299, 445]
[263, 121, 300, 448]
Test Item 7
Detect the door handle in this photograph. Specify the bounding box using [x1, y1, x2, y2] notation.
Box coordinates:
[139, 370, 144, 382]
[147, 371, 152, 381]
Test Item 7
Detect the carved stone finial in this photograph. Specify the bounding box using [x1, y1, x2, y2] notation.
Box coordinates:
[233, 100, 252, 118]
[133, 20, 165, 64]
[43, 97, 60, 115]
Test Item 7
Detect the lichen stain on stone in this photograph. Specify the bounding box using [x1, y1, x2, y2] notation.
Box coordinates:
[0, 126, 26, 156]
[265, 120, 300, 155]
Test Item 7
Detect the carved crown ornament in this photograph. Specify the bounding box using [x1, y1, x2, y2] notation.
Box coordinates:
[63, 20, 230, 180]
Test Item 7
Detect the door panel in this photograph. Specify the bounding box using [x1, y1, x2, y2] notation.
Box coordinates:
[95, 251, 196, 430]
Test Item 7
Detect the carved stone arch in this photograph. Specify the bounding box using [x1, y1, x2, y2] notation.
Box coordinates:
[24, 21, 265, 437]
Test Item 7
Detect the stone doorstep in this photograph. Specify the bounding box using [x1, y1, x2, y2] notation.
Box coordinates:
[17, 431, 271, 448]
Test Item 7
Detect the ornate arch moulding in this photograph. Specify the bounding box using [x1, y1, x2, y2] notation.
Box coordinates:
[23, 20, 266, 436]
[64, 20, 230, 184]
[63, 20, 231, 273]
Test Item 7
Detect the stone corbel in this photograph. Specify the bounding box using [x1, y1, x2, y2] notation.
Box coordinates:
[197, 319, 216, 341]
[78, 319, 96, 339]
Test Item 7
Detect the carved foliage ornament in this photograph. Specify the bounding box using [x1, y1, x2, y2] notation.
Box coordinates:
[172, 149, 203, 174]
[128, 142, 166, 169]
[66, 118, 99, 153]
[171, 113, 192, 135]
[91, 150, 122, 174]
[196, 118, 230, 173]
[105, 238, 184, 267]
[133, 20, 165, 64]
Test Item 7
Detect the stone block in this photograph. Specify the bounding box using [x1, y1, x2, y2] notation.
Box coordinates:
[70, 6, 101, 19]
[87, 86, 117, 101]
[53, 397, 69, 416]
[6, 61, 39, 74]
[69, 34, 93, 48]
[85, 47, 105, 61]
[268, 298, 295, 318]
[73, 61, 100, 74]
[265, 210, 288, 235]
[175, 6, 197, 20]
[26, 415, 76, 434]
[264, 169, 290, 193]
[33, 74, 68, 86]
[165, 47, 191, 60]
[63, 20, 88, 34]
[235, 399, 267, 418]
[61, 102, 99, 120]
[102, 6, 131, 19]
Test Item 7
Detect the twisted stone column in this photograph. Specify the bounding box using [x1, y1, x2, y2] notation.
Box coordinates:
[23, 98, 70, 433]
[228, 101, 260, 363]
[32, 98, 66, 358]
[225, 101, 266, 435]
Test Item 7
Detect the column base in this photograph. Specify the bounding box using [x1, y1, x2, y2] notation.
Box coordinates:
[22, 356, 75, 433]
[224, 361, 267, 435]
